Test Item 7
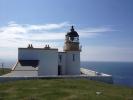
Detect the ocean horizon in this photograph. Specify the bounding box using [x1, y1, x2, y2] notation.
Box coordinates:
[81, 61, 133, 87]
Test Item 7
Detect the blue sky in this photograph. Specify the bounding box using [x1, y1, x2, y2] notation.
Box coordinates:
[0, 0, 133, 62]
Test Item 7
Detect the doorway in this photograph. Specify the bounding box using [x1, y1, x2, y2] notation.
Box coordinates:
[58, 65, 62, 75]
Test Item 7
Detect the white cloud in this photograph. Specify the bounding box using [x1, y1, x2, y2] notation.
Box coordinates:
[27, 22, 69, 30]
[79, 27, 115, 33]
[0, 21, 70, 47]
[0, 21, 115, 48]
[79, 27, 116, 38]
[0, 21, 120, 62]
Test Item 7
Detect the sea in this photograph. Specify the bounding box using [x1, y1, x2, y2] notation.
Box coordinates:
[81, 61, 133, 87]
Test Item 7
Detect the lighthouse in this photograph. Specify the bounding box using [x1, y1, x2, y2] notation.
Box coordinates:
[10, 26, 81, 76]
[63, 26, 81, 75]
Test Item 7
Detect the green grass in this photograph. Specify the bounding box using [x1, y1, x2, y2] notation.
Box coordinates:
[0, 79, 133, 100]
[0, 68, 11, 76]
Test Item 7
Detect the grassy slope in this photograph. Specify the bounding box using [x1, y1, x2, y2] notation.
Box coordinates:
[0, 68, 11, 76]
[0, 79, 133, 100]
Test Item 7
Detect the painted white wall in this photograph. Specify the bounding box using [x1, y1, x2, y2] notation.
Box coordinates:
[18, 48, 58, 76]
[58, 52, 66, 75]
[38, 50, 58, 76]
[18, 48, 41, 60]
[66, 51, 80, 75]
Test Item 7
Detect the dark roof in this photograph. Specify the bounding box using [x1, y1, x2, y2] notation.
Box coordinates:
[19, 60, 39, 67]
[66, 26, 79, 37]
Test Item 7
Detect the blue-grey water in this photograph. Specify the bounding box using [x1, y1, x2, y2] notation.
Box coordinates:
[81, 62, 133, 87]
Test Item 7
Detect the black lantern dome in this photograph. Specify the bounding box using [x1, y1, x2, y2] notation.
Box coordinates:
[66, 26, 79, 37]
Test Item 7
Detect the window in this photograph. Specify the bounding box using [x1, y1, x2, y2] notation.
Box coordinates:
[59, 55, 62, 63]
[73, 54, 75, 61]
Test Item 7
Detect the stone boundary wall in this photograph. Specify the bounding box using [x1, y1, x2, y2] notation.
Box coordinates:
[0, 75, 113, 84]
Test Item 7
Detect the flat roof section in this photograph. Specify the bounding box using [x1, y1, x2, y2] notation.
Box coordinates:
[19, 48, 58, 50]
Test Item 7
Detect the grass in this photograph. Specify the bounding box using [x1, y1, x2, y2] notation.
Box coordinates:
[0, 79, 133, 100]
[0, 68, 11, 76]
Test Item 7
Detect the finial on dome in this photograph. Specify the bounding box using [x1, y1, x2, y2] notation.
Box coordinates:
[71, 26, 74, 32]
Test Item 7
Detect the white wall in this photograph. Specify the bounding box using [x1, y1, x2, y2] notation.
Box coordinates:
[18, 48, 58, 76]
[38, 50, 58, 76]
[18, 48, 80, 75]
[18, 48, 40, 60]
[66, 51, 80, 75]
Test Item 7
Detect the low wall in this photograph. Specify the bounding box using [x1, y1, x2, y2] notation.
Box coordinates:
[0, 75, 113, 84]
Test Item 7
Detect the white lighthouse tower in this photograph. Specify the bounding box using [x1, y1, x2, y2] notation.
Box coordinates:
[64, 26, 81, 75]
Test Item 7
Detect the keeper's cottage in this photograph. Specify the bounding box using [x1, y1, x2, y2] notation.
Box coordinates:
[12, 26, 81, 76]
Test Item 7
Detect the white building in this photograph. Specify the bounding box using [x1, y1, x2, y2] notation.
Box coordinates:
[10, 26, 81, 76]
[2, 26, 113, 84]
